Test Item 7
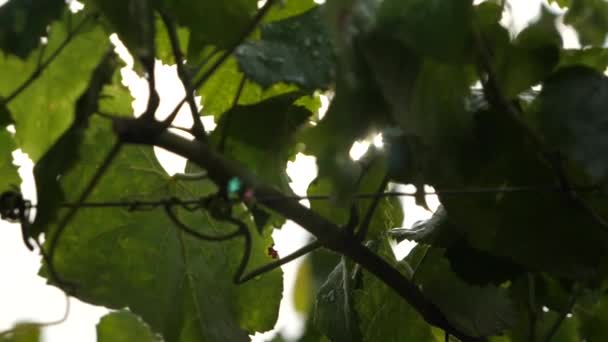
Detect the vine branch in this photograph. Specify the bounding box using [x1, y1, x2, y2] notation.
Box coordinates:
[159, 10, 207, 140]
[113, 117, 484, 342]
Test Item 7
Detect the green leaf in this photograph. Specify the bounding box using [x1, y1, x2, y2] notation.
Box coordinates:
[0, 323, 40, 342]
[307, 153, 403, 239]
[210, 92, 312, 194]
[236, 7, 336, 90]
[0, 13, 110, 161]
[84, 0, 155, 63]
[0, 130, 19, 192]
[197, 56, 296, 118]
[558, 48, 608, 72]
[155, 15, 189, 66]
[393, 60, 474, 146]
[31, 50, 119, 239]
[407, 245, 517, 337]
[377, 0, 474, 63]
[42, 117, 282, 341]
[300, 80, 390, 198]
[169, 0, 256, 53]
[313, 257, 362, 342]
[97, 311, 159, 342]
[475, 5, 560, 98]
[565, 0, 608, 46]
[0, 0, 65, 58]
[503, 8, 561, 97]
[577, 293, 608, 340]
[265, 0, 318, 22]
[354, 240, 439, 342]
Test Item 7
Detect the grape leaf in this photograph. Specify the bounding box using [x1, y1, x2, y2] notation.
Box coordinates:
[42, 117, 282, 342]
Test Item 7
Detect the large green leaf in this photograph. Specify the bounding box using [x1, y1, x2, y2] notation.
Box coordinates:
[97, 311, 159, 342]
[210, 92, 313, 194]
[0, 0, 65, 58]
[406, 245, 517, 337]
[313, 257, 362, 342]
[377, 0, 474, 63]
[439, 106, 608, 279]
[0, 130, 19, 191]
[0, 13, 109, 161]
[354, 240, 439, 342]
[565, 0, 608, 46]
[31, 50, 119, 239]
[236, 6, 336, 90]
[42, 117, 282, 342]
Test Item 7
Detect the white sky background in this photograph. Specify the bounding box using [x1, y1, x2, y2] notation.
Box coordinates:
[0, 0, 578, 341]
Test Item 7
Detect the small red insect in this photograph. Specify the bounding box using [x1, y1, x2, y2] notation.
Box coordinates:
[267, 243, 279, 259]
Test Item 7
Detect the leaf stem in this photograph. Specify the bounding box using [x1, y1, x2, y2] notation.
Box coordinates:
[159, 11, 207, 140]
[219, 75, 247, 152]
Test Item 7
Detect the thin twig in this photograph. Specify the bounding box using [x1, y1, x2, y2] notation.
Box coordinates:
[219, 75, 247, 152]
[2, 14, 95, 105]
[544, 290, 579, 342]
[164, 203, 241, 241]
[236, 240, 321, 284]
[161, 0, 279, 129]
[0, 291, 69, 337]
[355, 174, 390, 241]
[16, 184, 602, 211]
[527, 274, 537, 342]
[46, 142, 123, 292]
[159, 11, 207, 140]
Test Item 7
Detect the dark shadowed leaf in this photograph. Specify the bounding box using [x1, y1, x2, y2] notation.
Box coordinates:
[377, 0, 473, 63]
[210, 92, 312, 194]
[236, 7, 335, 90]
[354, 240, 439, 342]
[532, 66, 608, 183]
[0, 0, 65, 58]
[406, 245, 517, 337]
[313, 257, 362, 342]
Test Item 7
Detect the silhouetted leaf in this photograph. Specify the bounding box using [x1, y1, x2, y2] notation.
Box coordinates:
[0, 0, 65, 58]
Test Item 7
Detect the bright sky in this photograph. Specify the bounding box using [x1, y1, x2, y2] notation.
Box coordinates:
[0, 0, 577, 341]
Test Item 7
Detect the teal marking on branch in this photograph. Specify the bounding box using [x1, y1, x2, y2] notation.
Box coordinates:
[228, 177, 243, 196]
